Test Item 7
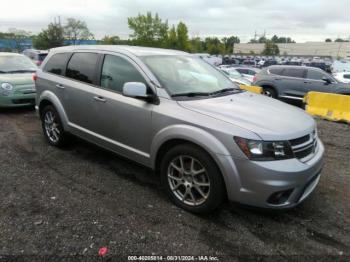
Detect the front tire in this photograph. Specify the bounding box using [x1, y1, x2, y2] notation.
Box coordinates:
[41, 105, 68, 147]
[160, 144, 226, 214]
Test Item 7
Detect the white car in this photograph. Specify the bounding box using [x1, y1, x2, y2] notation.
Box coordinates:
[220, 68, 252, 86]
[235, 67, 261, 82]
[333, 72, 350, 84]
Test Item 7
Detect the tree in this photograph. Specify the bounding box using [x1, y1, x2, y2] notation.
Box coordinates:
[189, 37, 204, 53]
[335, 38, 349, 42]
[325, 38, 332, 42]
[100, 35, 121, 45]
[176, 22, 190, 51]
[262, 41, 280, 55]
[64, 18, 94, 45]
[167, 25, 177, 49]
[204, 37, 225, 55]
[32, 23, 64, 49]
[128, 12, 169, 47]
[222, 36, 240, 53]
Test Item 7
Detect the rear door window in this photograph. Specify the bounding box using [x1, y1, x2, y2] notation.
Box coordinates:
[344, 74, 350, 79]
[306, 69, 328, 81]
[100, 55, 146, 93]
[268, 68, 284, 76]
[66, 53, 99, 84]
[44, 53, 71, 76]
[283, 68, 305, 78]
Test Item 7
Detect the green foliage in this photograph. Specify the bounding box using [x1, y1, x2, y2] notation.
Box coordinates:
[64, 18, 94, 44]
[262, 41, 280, 55]
[99, 35, 134, 45]
[33, 23, 64, 50]
[222, 36, 240, 53]
[167, 25, 177, 49]
[250, 35, 295, 44]
[128, 12, 169, 47]
[335, 38, 349, 42]
[176, 22, 190, 51]
[325, 38, 332, 42]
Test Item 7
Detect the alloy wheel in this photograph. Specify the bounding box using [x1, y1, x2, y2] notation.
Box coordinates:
[167, 155, 210, 206]
[44, 110, 61, 143]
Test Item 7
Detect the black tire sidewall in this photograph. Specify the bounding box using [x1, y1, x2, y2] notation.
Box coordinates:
[160, 144, 225, 214]
[41, 105, 66, 147]
[263, 87, 277, 98]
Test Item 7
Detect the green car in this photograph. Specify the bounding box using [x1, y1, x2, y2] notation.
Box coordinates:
[0, 52, 37, 108]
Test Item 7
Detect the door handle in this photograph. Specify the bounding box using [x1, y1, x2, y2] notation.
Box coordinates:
[93, 96, 107, 103]
[55, 84, 65, 89]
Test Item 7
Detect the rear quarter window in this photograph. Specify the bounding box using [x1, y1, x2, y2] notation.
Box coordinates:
[344, 74, 350, 79]
[44, 53, 71, 76]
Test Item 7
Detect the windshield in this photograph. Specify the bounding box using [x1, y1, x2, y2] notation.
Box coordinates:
[141, 55, 237, 96]
[0, 55, 37, 73]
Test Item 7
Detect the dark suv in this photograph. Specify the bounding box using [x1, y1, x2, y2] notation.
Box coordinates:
[253, 65, 350, 100]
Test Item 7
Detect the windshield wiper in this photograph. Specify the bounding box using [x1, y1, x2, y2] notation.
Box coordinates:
[171, 92, 211, 97]
[210, 87, 239, 95]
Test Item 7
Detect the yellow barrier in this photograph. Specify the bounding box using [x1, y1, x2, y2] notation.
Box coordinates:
[239, 85, 262, 94]
[304, 92, 350, 123]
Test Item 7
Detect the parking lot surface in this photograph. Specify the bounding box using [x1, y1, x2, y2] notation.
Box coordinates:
[0, 108, 349, 260]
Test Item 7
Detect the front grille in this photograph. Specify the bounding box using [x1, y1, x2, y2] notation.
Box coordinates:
[290, 134, 310, 146]
[289, 132, 317, 162]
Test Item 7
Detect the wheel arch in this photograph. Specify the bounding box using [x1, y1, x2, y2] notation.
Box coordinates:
[38, 91, 69, 131]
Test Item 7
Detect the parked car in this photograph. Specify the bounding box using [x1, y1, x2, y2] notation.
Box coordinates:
[234, 67, 261, 82]
[333, 72, 350, 83]
[35, 46, 324, 213]
[253, 65, 350, 100]
[220, 68, 252, 86]
[0, 52, 37, 107]
[23, 49, 48, 66]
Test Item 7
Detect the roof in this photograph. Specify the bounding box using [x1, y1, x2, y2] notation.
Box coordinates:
[50, 45, 188, 57]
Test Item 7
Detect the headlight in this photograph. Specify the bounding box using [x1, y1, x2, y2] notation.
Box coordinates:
[234, 137, 294, 161]
[0, 82, 14, 96]
[1, 83, 13, 91]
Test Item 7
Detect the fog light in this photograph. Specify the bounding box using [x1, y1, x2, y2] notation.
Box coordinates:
[267, 189, 294, 205]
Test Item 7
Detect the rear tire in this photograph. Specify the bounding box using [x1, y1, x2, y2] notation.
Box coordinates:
[160, 144, 226, 214]
[41, 105, 69, 147]
[262, 87, 277, 98]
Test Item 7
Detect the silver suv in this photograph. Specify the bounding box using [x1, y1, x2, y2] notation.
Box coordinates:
[35, 46, 324, 213]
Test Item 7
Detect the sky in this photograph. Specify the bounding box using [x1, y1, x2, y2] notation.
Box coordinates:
[0, 0, 349, 43]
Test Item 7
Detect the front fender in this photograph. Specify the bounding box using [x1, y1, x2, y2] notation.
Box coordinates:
[150, 124, 231, 169]
[150, 124, 242, 199]
[38, 90, 69, 131]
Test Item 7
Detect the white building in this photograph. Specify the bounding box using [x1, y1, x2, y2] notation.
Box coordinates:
[234, 42, 350, 58]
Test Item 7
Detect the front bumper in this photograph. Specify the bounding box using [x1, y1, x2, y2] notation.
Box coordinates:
[219, 138, 324, 209]
[0, 93, 36, 108]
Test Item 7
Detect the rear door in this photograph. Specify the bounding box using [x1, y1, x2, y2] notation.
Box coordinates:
[62, 52, 102, 131]
[304, 68, 337, 93]
[279, 67, 307, 99]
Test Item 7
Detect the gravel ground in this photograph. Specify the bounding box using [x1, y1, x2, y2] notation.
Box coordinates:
[0, 107, 349, 261]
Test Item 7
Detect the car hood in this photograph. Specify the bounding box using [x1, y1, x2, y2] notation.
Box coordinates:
[0, 73, 34, 86]
[178, 91, 315, 141]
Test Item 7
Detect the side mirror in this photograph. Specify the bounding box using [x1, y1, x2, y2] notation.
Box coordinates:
[322, 76, 332, 84]
[123, 82, 148, 98]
